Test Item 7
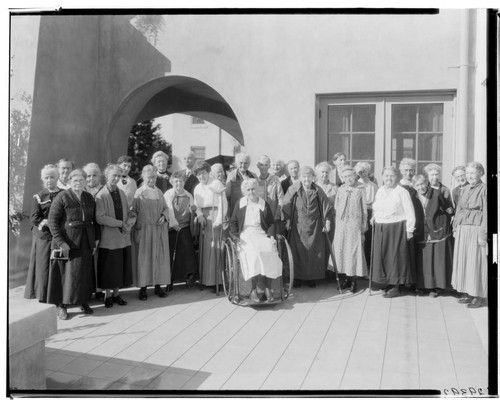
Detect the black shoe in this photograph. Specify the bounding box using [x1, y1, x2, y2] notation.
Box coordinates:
[383, 287, 400, 298]
[104, 297, 113, 308]
[113, 295, 127, 305]
[467, 297, 485, 308]
[458, 295, 472, 304]
[350, 280, 357, 294]
[80, 303, 94, 314]
[139, 287, 148, 301]
[341, 278, 351, 290]
[186, 274, 195, 287]
[58, 305, 68, 320]
[154, 285, 168, 298]
[95, 291, 105, 300]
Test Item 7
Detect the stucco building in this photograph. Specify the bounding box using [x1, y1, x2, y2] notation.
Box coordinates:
[9, 10, 491, 283]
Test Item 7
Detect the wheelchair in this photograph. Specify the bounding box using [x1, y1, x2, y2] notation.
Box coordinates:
[221, 234, 294, 306]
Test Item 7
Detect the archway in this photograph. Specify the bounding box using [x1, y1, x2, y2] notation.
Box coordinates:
[106, 74, 244, 163]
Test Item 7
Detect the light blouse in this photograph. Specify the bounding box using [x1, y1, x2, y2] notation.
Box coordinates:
[193, 178, 228, 226]
[372, 184, 415, 233]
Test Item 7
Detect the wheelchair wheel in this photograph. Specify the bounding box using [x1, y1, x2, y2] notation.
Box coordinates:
[276, 234, 294, 300]
[222, 238, 235, 300]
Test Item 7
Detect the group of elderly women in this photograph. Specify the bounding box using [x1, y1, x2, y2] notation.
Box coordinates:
[24, 149, 489, 320]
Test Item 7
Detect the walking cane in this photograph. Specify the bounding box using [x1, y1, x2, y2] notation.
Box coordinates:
[369, 219, 375, 296]
[214, 201, 221, 296]
[170, 228, 181, 291]
[317, 195, 342, 294]
[199, 225, 204, 288]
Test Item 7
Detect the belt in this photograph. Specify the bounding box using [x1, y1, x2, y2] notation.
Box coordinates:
[65, 221, 93, 228]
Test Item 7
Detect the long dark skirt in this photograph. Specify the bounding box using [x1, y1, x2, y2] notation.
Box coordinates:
[169, 227, 198, 283]
[416, 237, 453, 290]
[97, 246, 133, 289]
[46, 232, 96, 305]
[372, 220, 413, 285]
[364, 209, 373, 268]
[289, 218, 328, 281]
[24, 234, 51, 301]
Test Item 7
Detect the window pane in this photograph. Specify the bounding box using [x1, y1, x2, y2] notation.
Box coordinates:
[192, 116, 205, 125]
[352, 134, 375, 160]
[392, 134, 416, 163]
[392, 104, 417, 133]
[418, 104, 443, 132]
[418, 134, 442, 162]
[352, 160, 375, 173]
[352, 105, 376, 132]
[329, 133, 349, 160]
[190, 146, 206, 161]
[328, 105, 350, 132]
[417, 162, 441, 175]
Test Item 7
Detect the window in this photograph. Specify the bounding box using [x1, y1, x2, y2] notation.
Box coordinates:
[191, 116, 205, 125]
[391, 103, 443, 174]
[328, 104, 376, 171]
[317, 92, 455, 179]
[190, 146, 206, 162]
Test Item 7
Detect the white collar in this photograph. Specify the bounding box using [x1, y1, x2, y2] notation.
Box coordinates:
[239, 196, 265, 211]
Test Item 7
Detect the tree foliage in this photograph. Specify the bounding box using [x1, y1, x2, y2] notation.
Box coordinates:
[131, 15, 165, 46]
[9, 91, 32, 235]
[127, 119, 172, 181]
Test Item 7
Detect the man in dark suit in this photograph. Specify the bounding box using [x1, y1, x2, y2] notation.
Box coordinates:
[180, 150, 199, 195]
[281, 160, 301, 195]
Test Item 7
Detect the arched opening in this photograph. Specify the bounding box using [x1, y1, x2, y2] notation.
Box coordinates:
[106, 74, 244, 164]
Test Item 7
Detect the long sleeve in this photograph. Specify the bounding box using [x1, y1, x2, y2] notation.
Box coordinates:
[95, 193, 122, 228]
[275, 178, 284, 220]
[281, 183, 300, 220]
[400, 188, 416, 233]
[48, 194, 66, 248]
[31, 196, 44, 227]
[361, 187, 368, 231]
[229, 204, 241, 238]
[164, 190, 180, 227]
[480, 186, 487, 242]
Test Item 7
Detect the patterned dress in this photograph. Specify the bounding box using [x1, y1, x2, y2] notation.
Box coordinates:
[333, 183, 368, 277]
[131, 185, 171, 287]
[451, 181, 487, 298]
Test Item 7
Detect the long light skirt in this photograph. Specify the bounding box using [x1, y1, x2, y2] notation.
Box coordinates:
[238, 227, 282, 281]
[452, 225, 488, 298]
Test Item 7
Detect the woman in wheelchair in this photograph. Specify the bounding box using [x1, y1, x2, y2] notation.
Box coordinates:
[229, 179, 283, 303]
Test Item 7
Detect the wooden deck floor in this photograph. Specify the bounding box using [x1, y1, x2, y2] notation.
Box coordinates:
[41, 279, 489, 393]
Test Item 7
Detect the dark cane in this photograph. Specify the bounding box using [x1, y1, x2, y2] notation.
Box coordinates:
[369, 220, 375, 296]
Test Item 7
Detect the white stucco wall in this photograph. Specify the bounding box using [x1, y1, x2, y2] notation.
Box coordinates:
[157, 12, 463, 169]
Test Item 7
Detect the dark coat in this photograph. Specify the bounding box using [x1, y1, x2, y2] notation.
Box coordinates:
[229, 198, 275, 239]
[225, 169, 257, 214]
[48, 189, 97, 250]
[31, 188, 64, 240]
[281, 176, 294, 195]
[412, 187, 452, 242]
[179, 170, 199, 196]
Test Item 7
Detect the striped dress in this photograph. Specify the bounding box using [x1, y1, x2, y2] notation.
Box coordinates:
[451, 181, 487, 298]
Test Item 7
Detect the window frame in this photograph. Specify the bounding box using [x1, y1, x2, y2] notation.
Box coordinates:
[316, 90, 456, 182]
